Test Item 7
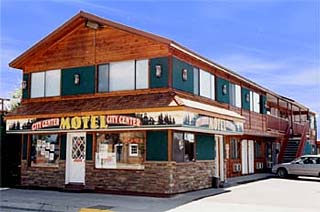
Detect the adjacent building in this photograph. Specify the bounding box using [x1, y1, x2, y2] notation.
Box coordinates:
[6, 11, 317, 195]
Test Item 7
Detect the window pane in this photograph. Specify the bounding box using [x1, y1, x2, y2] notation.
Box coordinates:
[136, 60, 148, 89]
[250, 91, 254, 111]
[211, 74, 215, 100]
[199, 69, 211, 98]
[229, 83, 235, 106]
[31, 72, 45, 98]
[193, 67, 199, 95]
[30, 134, 60, 167]
[173, 132, 195, 162]
[109, 60, 135, 91]
[95, 132, 145, 169]
[253, 92, 260, 113]
[235, 84, 241, 108]
[98, 64, 109, 92]
[45, 70, 60, 97]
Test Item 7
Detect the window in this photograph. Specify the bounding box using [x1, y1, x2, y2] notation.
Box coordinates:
[129, 144, 138, 156]
[98, 60, 149, 92]
[250, 91, 260, 113]
[230, 83, 242, 108]
[98, 64, 109, 92]
[31, 70, 61, 98]
[199, 69, 215, 99]
[255, 141, 263, 159]
[95, 132, 145, 169]
[135, 60, 149, 89]
[172, 132, 195, 162]
[230, 139, 240, 159]
[30, 134, 60, 167]
[31, 72, 45, 98]
[110, 60, 135, 91]
[253, 92, 260, 113]
[193, 67, 199, 95]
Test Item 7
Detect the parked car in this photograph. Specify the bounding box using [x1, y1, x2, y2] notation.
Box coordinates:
[272, 155, 320, 178]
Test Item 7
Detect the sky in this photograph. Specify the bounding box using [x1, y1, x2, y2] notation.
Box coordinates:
[0, 0, 319, 134]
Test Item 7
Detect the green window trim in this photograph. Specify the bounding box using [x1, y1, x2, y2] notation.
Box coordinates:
[146, 131, 168, 161]
[216, 77, 230, 104]
[241, 87, 251, 110]
[196, 134, 215, 160]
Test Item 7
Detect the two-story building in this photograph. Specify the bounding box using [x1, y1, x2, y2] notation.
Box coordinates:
[5, 11, 317, 195]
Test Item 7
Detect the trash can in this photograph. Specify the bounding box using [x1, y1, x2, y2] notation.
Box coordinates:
[212, 177, 220, 188]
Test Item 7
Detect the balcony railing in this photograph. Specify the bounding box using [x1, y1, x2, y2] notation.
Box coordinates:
[267, 115, 289, 132]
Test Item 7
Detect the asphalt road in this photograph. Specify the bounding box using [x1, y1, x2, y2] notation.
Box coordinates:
[168, 177, 320, 212]
[0, 177, 319, 212]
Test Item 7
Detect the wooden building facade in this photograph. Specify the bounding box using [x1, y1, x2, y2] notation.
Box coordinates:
[6, 11, 317, 195]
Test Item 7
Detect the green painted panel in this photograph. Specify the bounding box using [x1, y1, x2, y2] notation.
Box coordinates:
[149, 57, 169, 88]
[241, 87, 250, 110]
[146, 131, 168, 161]
[172, 57, 194, 93]
[60, 134, 67, 160]
[61, 66, 95, 96]
[196, 134, 215, 160]
[22, 74, 29, 99]
[216, 77, 230, 104]
[260, 95, 267, 114]
[86, 134, 93, 160]
[22, 135, 28, 160]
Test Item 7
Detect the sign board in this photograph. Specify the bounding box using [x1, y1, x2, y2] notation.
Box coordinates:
[6, 111, 243, 134]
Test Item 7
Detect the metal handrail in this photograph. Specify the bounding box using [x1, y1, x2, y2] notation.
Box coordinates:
[295, 122, 309, 158]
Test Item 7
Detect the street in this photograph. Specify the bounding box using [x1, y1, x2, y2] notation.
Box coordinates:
[168, 177, 320, 212]
[0, 177, 319, 212]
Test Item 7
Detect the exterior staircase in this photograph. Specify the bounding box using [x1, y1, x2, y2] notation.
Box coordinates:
[282, 137, 300, 163]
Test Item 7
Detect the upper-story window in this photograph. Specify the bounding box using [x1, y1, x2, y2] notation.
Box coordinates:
[250, 91, 260, 113]
[30, 70, 61, 98]
[98, 59, 148, 92]
[229, 83, 241, 108]
[199, 69, 215, 100]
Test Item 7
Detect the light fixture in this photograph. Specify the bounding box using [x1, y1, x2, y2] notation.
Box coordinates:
[85, 20, 100, 30]
[182, 68, 188, 81]
[245, 93, 250, 102]
[155, 65, 162, 78]
[74, 74, 80, 85]
[222, 84, 227, 95]
[22, 80, 27, 89]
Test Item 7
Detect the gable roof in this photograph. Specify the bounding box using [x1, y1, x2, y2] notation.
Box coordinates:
[9, 11, 312, 112]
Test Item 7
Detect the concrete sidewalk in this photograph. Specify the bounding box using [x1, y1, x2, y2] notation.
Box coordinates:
[0, 173, 273, 212]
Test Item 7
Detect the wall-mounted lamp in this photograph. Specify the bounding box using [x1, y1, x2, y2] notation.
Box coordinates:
[74, 74, 80, 85]
[182, 69, 188, 81]
[85, 20, 100, 30]
[22, 80, 27, 90]
[245, 93, 250, 102]
[155, 65, 162, 78]
[222, 84, 228, 95]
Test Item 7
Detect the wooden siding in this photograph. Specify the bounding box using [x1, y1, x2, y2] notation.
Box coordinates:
[24, 24, 169, 72]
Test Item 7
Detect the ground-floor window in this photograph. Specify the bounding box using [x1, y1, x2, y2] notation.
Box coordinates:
[95, 132, 145, 169]
[30, 134, 60, 167]
[255, 141, 263, 159]
[230, 138, 240, 159]
[173, 132, 195, 162]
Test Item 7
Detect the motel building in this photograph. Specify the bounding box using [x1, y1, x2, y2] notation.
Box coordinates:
[5, 11, 317, 195]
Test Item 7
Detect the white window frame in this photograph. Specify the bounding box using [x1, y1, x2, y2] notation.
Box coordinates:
[235, 84, 241, 108]
[45, 69, 61, 97]
[109, 60, 135, 91]
[31, 72, 45, 98]
[135, 59, 149, 89]
[129, 144, 139, 157]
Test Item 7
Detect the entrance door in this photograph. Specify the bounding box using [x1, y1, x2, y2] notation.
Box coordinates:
[248, 140, 255, 174]
[215, 135, 225, 182]
[241, 139, 248, 174]
[65, 133, 86, 184]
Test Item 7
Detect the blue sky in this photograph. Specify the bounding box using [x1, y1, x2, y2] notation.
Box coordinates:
[1, 0, 319, 131]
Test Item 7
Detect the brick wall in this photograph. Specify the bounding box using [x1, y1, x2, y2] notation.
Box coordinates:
[20, 160, 215, 194]
[21, 160, 65, 189]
